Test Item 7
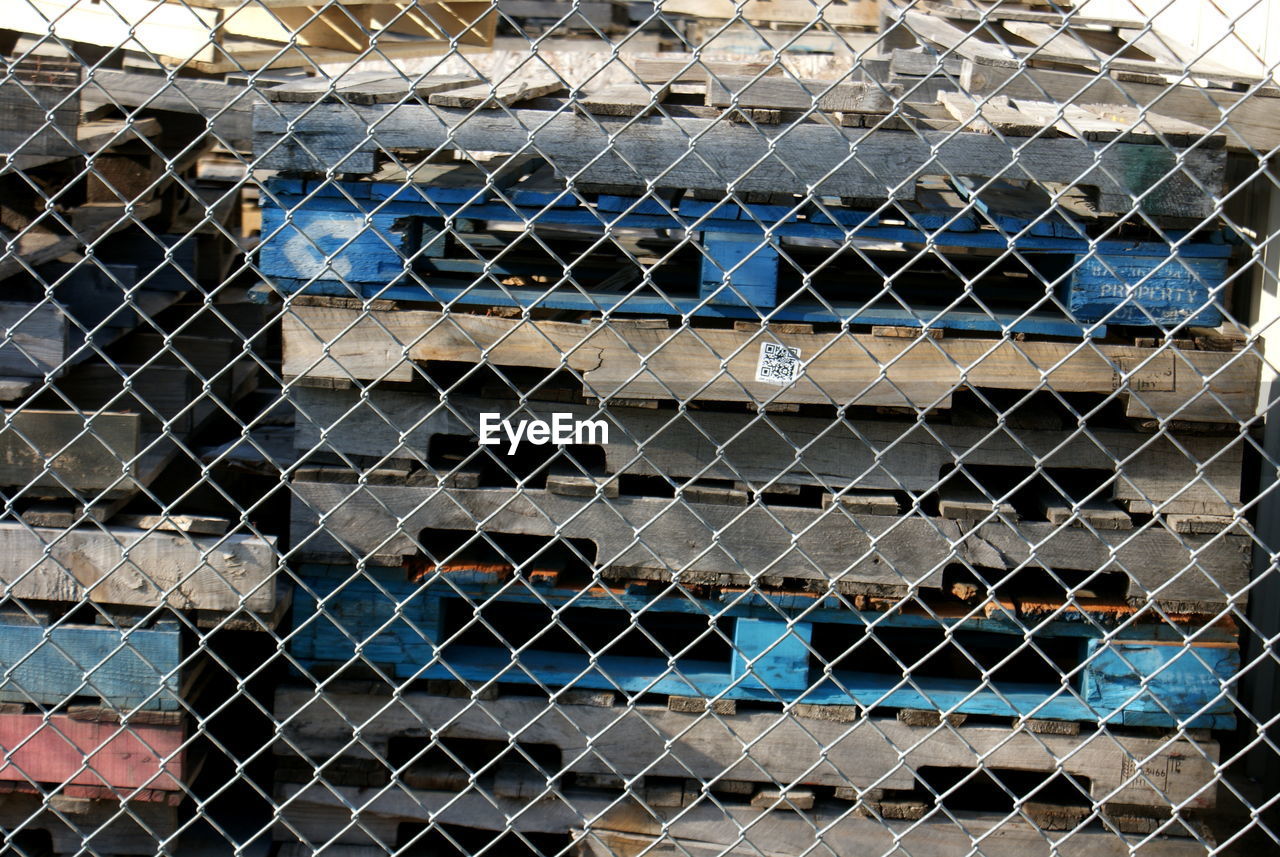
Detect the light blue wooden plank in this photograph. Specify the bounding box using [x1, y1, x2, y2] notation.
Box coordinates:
[0, 623, 180, 710]
[1083, 640, 1238, 722]
[258, 206, 441, 284]
[731, 618, 813, 692]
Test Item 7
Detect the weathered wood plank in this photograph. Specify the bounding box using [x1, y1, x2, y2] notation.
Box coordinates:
[0, 712, 184, 791]
[0, 524, 278, 615]
[659, 0, 879, 28]
[0, 410, 140, 495]
[252, 100, 1226, 217]
[0, 302, 67, 380]
[274, 782, 1210, 855]
[281, 304, 1259, 423]
[427, 76, 565, 109]
[0, 791, 178, 855]
[707, 77, 897, 113]
[289, 482, 1251, 609]
[579, 83, 670, 117]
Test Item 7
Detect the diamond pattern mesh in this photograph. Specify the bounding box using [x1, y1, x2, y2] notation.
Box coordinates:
[0, 1, 1277, 856]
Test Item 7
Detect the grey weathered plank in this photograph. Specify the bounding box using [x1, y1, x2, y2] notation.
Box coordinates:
[289, 481, 1251, 608]
[275, 781, 1209, 855]
[78, 69, 256, 150]
[633, 57, 775, 84]
[706, 76, 898, 114]
[1038, 493, 1135, 531]
[275, 685, 1216, 806]
[0, 792, 177, 856]
[253, 99, 1226, 217]
[289, 388, 1244, 513]
[0, 523, 277, 614]
[579, 83, 670, 117]
[282, 304, 1259, 424]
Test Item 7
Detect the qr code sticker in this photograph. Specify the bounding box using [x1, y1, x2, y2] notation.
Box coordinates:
[755, 342, 802, 386]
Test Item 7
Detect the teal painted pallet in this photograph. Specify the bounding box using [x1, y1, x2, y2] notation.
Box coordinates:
[257, 174, 1232, 334]
[287, 564, 1238, 729]
[0, 616, 181, 710]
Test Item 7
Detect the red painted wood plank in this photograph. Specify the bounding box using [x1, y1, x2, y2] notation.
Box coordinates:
[0, 713, 184, 793]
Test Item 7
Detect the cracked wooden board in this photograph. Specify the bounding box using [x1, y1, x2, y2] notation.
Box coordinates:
[281, 303, 1260, 424]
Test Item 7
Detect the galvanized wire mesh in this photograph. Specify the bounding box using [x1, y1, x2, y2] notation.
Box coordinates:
[0, 1, 1278, 856]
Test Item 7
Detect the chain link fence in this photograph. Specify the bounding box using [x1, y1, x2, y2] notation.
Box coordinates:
[0, 0, 1278, 855]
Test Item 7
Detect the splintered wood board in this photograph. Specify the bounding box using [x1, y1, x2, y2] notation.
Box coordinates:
[0, 410, 140, 495]
[281, 304, 1260, 424]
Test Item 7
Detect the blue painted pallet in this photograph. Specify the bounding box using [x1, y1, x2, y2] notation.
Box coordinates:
[257, 177, 1232, 333]
[287, 564, 1238, 729]
[0, 617, 181, 710]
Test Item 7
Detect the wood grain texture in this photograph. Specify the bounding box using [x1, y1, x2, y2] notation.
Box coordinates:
[289, 481, 1251, 609]
[959, 61, 1280, 153]
[0, 410, 140, 495]
[0, 302, 67, 380]
[0, 621, 180, 709]
[273, 781, 1209, 854]
[0, 791, 178, 855]
[252, 100, 1225, 217]
[707, 77, 896, 113]
[0, 524, 278, 615]
[0, 712, 184, 792]
[274, 685, 1218, 808]
[291, 386, 1244, 512]
[282, 304, 1260, 423]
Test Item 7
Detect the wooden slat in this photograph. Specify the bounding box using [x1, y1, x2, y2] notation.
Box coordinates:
[266, 72, 480, 105]
[937, 92, 1050, 136]
[281, 304, 1259, 423]
[632, 57, 776, 84]
[0, 712, 184, 791]
[276, 782, 1209, 854]
[579, 83, 670, 117]
[289, 482, 1251, 610]
[254, 99, 1227, 217]
[427, 76, 566, 109]
[707, 76, 898, 114]
[292, 387, 1243, 512]
[275, 685, 1218, 807]
[0, 410, 139, 496]
[658, 0, 879, 28]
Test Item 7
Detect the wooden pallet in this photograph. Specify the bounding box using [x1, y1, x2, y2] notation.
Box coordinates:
[258, 169, 1234, 333]
[290, 386, 1248, 519]
[280, 300, 1261, 425]
[285, 563, 1238, 727]
[273, 781, 1212, 855]
[273, 683, 1220, 816]
[289, 477, 1251, 612]
[9, 0, 494, 74]
[253, 73, 1226, 220]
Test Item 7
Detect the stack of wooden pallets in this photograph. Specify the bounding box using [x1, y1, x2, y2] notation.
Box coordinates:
[260, 64, 1257, 856]
[0, 51, 285, 856]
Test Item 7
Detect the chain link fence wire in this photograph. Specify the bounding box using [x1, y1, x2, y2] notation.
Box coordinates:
[1, 0, 1279, 855]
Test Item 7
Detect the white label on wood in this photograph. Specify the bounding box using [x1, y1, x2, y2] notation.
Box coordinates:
[755, 342, 802, 386]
